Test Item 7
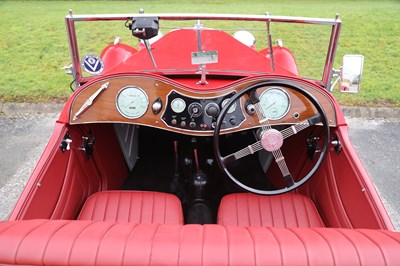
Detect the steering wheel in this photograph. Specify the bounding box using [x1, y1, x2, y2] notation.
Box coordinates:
[213, 81, 330, 195]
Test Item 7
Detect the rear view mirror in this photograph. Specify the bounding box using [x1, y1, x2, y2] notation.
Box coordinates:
[340, 55, 364, 93]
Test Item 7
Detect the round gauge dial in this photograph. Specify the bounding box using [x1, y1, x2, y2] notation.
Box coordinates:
[116, 86, 149, 119]
[259, 88, 290, 120]
[188, 102, 203, 118]
[222, 98, 237, 114]
[171, 98, 186, 113]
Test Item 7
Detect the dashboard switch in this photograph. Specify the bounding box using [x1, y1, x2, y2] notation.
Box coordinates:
[152, 98, 163, 115]
[205, 102, 220, 117]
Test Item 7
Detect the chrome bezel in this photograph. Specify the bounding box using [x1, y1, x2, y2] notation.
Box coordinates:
[187, 102, 203, 118]
[171, 98, 186, 113]
[222, 98, 237, 114]
[115, 86, 149, 119]
[259, 87, 291, 120]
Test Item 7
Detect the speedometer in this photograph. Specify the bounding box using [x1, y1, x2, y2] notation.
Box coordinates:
[259, 87, 290, 120]
[116, 86, 149, 119]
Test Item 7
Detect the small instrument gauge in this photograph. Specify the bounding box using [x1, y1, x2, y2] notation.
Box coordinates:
[222, 98, 237, 114]
[171, 98, 186, 113]
[259, 87, 290, 120]
[188, 102, 203, 118]
[116, 86, 149, 119]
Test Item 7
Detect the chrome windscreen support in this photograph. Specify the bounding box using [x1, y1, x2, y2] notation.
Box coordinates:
[266, 12, 275, 72]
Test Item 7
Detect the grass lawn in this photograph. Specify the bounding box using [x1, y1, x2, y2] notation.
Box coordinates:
[0, 0, 399, 106]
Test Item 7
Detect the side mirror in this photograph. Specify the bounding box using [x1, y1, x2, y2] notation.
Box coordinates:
[340, 55, 364, 93]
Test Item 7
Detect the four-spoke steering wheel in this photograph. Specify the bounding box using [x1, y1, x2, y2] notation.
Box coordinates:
[213, 81, 330, 195]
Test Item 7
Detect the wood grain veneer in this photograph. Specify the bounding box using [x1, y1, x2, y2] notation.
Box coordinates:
[70, 75, 336, 136]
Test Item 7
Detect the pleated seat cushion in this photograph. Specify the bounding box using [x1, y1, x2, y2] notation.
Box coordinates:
[78, 190, 184, 224]
[2, 220, 400, 265]
[217, 193, 324, 227]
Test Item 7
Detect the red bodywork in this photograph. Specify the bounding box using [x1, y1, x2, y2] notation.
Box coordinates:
[1, 13, 399, 265]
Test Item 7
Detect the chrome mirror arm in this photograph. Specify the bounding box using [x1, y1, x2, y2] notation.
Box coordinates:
[330, 67, 342, 91]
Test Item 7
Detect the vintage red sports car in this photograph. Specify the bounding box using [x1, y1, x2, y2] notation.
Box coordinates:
[1, 11, 399, 265]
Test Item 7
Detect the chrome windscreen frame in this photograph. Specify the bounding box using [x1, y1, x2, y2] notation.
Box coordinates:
[65, 12, 342, 90]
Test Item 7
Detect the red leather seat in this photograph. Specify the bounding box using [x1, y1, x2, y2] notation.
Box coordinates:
[217, 193, 324, 227]
[1, 220, 400, 265]
[78, 190, 184, 224]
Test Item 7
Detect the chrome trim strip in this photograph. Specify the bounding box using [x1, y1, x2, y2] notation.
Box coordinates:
[65, 13, 341, 25]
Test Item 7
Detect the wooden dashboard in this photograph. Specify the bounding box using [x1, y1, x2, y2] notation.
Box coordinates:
[69, 75, 337, 136]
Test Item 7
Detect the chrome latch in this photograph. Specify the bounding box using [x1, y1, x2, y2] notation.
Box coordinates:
[62, 64, 73, 75]
[306, 133, 321, 160]
[79, 131, 95, 159]
[331, 135, 342, 154]
[60, 133, 72, 152]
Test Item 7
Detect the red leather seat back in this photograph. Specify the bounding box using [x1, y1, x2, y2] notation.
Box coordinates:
[1, 220, 399, 266]
[78, 191, 183, 224]
[218, 193, 324, 227]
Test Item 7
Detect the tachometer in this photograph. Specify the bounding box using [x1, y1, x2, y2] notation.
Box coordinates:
[259, 87, 290, 120]
[116, 86, 149, 119]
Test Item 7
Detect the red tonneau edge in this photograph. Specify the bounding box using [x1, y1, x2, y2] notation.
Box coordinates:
[0, 220, 399, 265]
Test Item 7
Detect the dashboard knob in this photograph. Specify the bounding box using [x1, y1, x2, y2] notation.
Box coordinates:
[189, 122, 196, 128]
[152, 98, 163, 115]
[246, 103, 255, 115]
[205, 103, 220, 117]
